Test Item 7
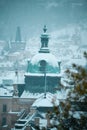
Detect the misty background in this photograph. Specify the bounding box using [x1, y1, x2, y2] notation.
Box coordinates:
[0, 0, 87, 41]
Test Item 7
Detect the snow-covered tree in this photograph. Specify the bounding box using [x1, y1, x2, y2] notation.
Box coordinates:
[49, 52, 87, 130]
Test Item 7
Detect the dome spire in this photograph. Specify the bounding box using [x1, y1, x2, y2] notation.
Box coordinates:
[39, 25, 50, 53]
[43, 25, 47, 33]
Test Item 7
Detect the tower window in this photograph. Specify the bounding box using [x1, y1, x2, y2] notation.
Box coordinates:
[3, 104, 7, 112]
[39, 60, 46, 72]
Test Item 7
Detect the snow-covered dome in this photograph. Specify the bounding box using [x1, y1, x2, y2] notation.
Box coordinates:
[28, 52, 59, 73]
[25, 26, 61, 94]
[27, 26, 60, 74]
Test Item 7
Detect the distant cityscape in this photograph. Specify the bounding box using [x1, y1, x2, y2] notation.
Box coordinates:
[0, 0, 87, 129]
[0, 24, 87, 129]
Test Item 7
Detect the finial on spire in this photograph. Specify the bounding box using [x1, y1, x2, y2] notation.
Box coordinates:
[43, 25, 47, 33]
[39, 25, 50, 53]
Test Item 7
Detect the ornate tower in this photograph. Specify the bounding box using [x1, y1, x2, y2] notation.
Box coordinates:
[39, 25, 50, 53]
[25, 26, 61, 93]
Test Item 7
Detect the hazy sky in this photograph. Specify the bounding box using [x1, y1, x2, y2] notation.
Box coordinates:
[0, 0, 87, 40]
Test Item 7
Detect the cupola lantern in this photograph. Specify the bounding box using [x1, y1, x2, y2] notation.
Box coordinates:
[39, 25, 50, 53]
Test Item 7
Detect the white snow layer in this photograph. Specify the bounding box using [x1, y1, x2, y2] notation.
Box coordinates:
[30, 53, 59, 67]
[32, 93, 59, 107]
[0, 71, 25, 84]
[0, 87, 13, 97]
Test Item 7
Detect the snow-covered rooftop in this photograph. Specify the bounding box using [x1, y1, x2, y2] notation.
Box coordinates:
[21, 90, 67, 101]
[21, 91, 44, 99]
[25, 72, 61, 77]
[40, 119, 47, 128]
[0, 86, 13, 97]
[0, 71, 25, 84]
[32, 92, 59, 107]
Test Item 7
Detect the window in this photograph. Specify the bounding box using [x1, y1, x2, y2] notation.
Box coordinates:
[2, 117, 6, 126]
[3, 104, 7, 112]
[39, 60, 46, 72]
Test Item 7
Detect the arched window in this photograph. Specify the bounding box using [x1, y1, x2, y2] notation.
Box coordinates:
[39, 60, 46, 72]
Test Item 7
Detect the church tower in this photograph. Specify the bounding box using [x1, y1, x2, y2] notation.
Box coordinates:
[15, 26, 22, 42]
[9, 26, 26, 53]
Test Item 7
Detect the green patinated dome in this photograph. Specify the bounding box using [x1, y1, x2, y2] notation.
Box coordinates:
[27, 52, 59, 73]
[27, 26, 60, 74]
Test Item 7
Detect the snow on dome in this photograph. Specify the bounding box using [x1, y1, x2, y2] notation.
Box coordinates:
[28, 52, 59, 73]
[31, 53, 58, 67]
[32, 93, 59, 107]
